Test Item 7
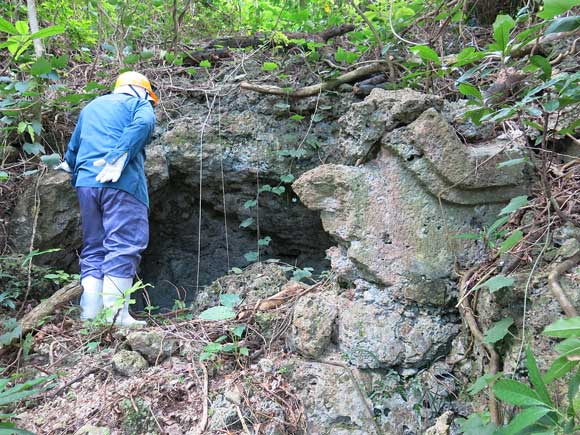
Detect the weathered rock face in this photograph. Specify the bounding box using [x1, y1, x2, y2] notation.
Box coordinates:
[288, 88, 536, 433]
[294, 88, 534, 294]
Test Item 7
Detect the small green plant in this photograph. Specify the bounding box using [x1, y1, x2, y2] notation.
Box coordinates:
[43, 270, 80, 286]
[0, 374, 55, 434]
[461, 316, 580, 434]
[456, 196, 528, 251]
[199, 324, 249, 362]
[92, 280, 150, 326]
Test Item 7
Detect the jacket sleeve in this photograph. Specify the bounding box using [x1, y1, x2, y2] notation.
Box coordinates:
[104, 100, 156, 164]
[64, 113, 83, 170]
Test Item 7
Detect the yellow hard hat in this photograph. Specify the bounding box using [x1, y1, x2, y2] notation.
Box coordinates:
[115, 71, 159, 105]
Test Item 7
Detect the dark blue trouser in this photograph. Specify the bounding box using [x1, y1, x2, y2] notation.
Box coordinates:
[77, 187, 149, 280]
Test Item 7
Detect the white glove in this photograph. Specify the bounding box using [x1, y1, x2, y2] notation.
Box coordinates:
[55, 161, 72, 173]
[94, 153, 128, 183]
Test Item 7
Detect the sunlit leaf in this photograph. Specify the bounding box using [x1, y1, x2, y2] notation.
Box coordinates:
[500, 230, 523, 253]
[538, 0, 580, 19]
[500, 195, 529, 215]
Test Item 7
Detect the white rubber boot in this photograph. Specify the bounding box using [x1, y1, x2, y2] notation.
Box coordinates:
[80, 276, 103, 321]
[102, 275, 146, 327]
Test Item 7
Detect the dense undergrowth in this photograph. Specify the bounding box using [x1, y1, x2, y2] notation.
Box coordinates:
[1, 0, 579, 434]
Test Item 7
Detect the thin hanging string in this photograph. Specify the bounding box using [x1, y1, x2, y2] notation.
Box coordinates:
[218, 96, 231, 270]
[196, 93, 217, 292]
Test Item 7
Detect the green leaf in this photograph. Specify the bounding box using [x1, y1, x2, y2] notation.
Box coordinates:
[453, 47, 485, 67]
[457, 413, 496, 435]
[123, 54, 140, 65]
[28, 24, 65, 40]
[555, 338, 580, 358]
[22, 143, 44, 155]
[0, 171, 8, 182]
[492, 15, 515, 54]
[493, 379, 547, 407]
[290, 114, 304, 121]
[261, 62, 278, 71]
[244, 251, 258, 262]
[239, 347, 249, 356]
[335, 47, 358, 64]
[543, 317, 580, 338]
[543, 357, 578, 383]
[280, 174, 295, 183]
[40, 153, 61, 168]
[479, 275, 515, 293]
[500, 230, 523, 253]
[497, 157, 529, 168]
[410, 45, 441, 65]
[484, 317, 514, 344]
[530, 55, 552, 80]
[219, 293, 241, 308]
[458, 83, 482, 99]
[454, 232, 483, 240]
[500, 196, 529, 215]
[258, 236, 272, 246]
[538, 0, 580, 20]
[231, 267, 243, 274]
[501, 406, 551, 435]
[272, 186, 285, 195]
[568, 367, 580, 404]
[240, 217, 254, 228]
[198, 306, 236, 321]
[0, 17, 18, 35]
[232, 325, 246, 338]
[199, 59, 211, 68]
[30, 58, 52, 76]
[15, 21, 28, 35]
[467, 373, 503, 395]
[17, 121, 27, 134]
[526, 347, 553, 406]
[243, 199, 257, 209]
[545, 16, 580, 34]
[274, 102, 290, 110]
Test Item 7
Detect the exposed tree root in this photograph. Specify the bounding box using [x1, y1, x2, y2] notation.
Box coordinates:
[458, 268, 501, 426]
[511, 29, 580, 58]
[548, 252, 580, 318]
[206, 24, 355, 49]
[240, 62, 387, 97]
[19, 281, 81, 340]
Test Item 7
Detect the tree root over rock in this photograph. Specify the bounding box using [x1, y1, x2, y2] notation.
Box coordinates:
[548, 252, 580, 318]
[240, 62, 388, 98]
[458, 267, 501, 426]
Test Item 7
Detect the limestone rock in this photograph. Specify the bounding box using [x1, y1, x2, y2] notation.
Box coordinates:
[197, 262, 290, 310]
[336, 88, 443, 164]
[425, 411, 453, 435]
[289, 291, 338, 358]
[112, 350, 149, 376]
[126, 330, 175, 364]
[8, 171, 80, 270]
[384, 108, 532, 204]
[293, 162, 497, 289]
[337, 297, 458, 369]
[290, 359, 375, 434]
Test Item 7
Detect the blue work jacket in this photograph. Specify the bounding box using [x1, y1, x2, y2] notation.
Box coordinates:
[64, 93, 156, 207]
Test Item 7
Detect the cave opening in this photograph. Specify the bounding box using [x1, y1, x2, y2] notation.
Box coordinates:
[139, 177, 332, 309]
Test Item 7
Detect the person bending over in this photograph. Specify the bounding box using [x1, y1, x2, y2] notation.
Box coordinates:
[58, 71, 158, 327]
